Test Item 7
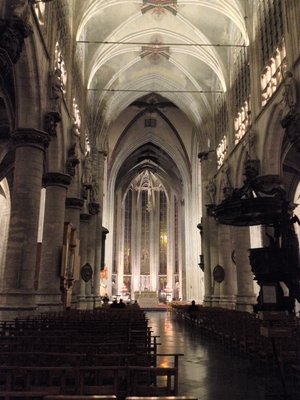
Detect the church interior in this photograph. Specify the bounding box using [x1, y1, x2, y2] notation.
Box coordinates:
[0, 0, 300, 399]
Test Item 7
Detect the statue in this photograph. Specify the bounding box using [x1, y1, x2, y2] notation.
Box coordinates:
[91, 179, 99, 203]
[82, 152, 93, 187]
[44, 111, 61, 137]
[220, 164, 233, 200]
[206, 178, 216, 204]
[11, 0, 28, 19]
[280, 71, 297, 123]
[51, 69, 64, 111]
[66, 143, 80, 177]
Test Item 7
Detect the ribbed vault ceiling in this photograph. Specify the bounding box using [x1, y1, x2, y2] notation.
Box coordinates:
[74, 0, 249, 129]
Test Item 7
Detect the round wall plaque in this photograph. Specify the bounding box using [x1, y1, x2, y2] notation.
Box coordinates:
[81, 263, 93, 282]
[213, 265, 225, 283]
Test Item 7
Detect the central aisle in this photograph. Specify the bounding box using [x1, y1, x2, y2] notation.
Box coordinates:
[146, 310, 281, 400]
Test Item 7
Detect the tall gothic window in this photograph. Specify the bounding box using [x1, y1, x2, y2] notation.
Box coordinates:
[124, 190, 132, 274]
[174, 196, 179, 274]
[54, 42, 67, 94]
[258, 0, 286, 107]
[215, 94, 228, 146]
[216, 135, 228, 169]
[141, 191, 150, 274]
[232, 46, 250, 145]
[33, 2, 46, 26]
[159, 191, 167, 275]
[72, 98, 81, 136]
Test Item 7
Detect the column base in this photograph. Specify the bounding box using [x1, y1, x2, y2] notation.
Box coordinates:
[203, 295, 212, 307]
[236, 294, 256, 312]
[36, 291, 63, 313]
[86, 295, 94, 310]
[0, 291, 37, 320]
[211, 295, 220, 308]
[93, 295, 102, 309]
[218, 294, 236, 309]
[76, 295, 88, 310]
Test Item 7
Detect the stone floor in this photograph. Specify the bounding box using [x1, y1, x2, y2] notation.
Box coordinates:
[146, 310, 293, 400]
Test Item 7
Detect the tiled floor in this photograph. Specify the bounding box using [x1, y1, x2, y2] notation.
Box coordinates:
[146, 311, 289, 400]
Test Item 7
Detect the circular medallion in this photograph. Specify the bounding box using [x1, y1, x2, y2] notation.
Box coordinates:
[80, 263, 93, 282]
[213, 265, 225, 283]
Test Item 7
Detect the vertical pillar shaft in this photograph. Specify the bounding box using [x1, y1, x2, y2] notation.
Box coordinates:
[218, 224, 237, 309]
[233, 226, 256, 311]
[86, 206, 99, 309]
[65, 197, 84, 232]
[92, 151, 106, 305]
[65, 197, 83, 305]
[37, 172, 71, 310]
[0, 129, 50, 317]
[77, 213, 91, 309]
[4, 130, 50, 289]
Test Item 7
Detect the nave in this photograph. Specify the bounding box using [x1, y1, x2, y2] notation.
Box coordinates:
[147, 311, 283, 400]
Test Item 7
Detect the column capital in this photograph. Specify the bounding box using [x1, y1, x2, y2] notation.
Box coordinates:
[88, 202, 100, 215]
[98, 150, 108, 157]
[65, 197, 84, 210]
[0, 17, 32, 65]
[80, 213, 91, 223]
[11, 128, 50, 150]
[43, 172, 71, 189]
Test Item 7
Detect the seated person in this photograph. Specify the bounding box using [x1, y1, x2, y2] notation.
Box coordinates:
[117, 298, 126, 308]
[188, 300, 199, 319]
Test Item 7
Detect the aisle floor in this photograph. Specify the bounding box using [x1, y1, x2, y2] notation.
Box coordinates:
[146, 311, 287, 400]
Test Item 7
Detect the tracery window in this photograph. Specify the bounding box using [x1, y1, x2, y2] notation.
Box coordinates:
[72, 98, 81, 136]
[174, 196, 178, 274]
[54, 41, 67, 94]
[215, 94, 228, 146]
[258, 0, 286, 107]
[216, 135, 228, 169]
[33, 2, 46, 25]
[141, 191, 150, 274]
[159, 191, 167, 275]
[234, 100, 250, 145]
[123, 190, 132, 274]
[232, 46, 250, 144]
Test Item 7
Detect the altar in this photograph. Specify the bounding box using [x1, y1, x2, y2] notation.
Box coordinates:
[134, 290, 158, 308]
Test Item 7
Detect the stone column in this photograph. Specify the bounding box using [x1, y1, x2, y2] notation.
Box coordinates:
[37, 172, 71, 312]
[0, 129, 50, 319]
[77, 213, 91, 309]
[86, 202, 100, 309]
[65, 197, 84, 232]
[233, 226, 256, 312]
[207, 216, 220, 307]
[92, 150, 106, 307]
[199, 155, 215, 307]
[218, 224, 237, 309]
[65, 197, 83, 306]
[92, 215, 103, 307]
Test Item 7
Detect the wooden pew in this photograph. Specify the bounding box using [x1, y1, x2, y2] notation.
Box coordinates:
[44, 396, 117, 400]
[126, 397, 198, 400]
[127, 366, 178, 397]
